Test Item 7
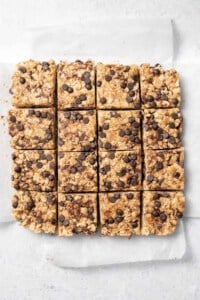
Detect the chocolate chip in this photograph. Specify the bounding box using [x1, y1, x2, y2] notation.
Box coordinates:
[19, 77, 26, 84]
[171, 113, 178, 120]
[88, 207, 94, 214]
[118, 180, 125, 188]
[153, 193, 160, 200]
[133, 121, 140, 128]
[63, 219, 70, 227]
[89, 157, 96, 165]
[109, 196, 117, 203]
[127, 82, 134, 90]
[127, 193, 133, 200]
[97, 80, 102, 87]
[48, 175, 54, 181]
[119, 168, 127, 177]
[146, 95, 154, 102]
[78, 153, 86, 161]
[36, 162, 43, 169]
[14, 166, 21, 173]
[67, 86, 74, 93]
[152, 210, 160, 217]
[58, 138, 65, 146]
[129, 175, 138, 186]
[19, 66, 27, 73]
[105, 142, 112, 150]
[109, 152, 115, 159]
[120, 82, 127, 89]
[172, 98, 179, 105]
[131, 221, 138, 228]
[126, 96, 133, 103]
[128, 117, 135, 123]
[163, 132, 169, 139]
[81, 71, 90, 81]
[119, 130, 125, 137]
[155, 161, 163, 171]
[116, 209, 123, 216]
[110, 69, 115, 75]
[75, 98, 82, 105]
[42, 171, 50, 178]
[125, 129, 131, 136]
[146, 174, 154, 182]
[86, 84, 92, 90]
[83, 117, 89, 124]
[173, 172, 180, 178]
[26, 201, 35, 211]
[10, 115, 16, 122]
[105, 75, 112, 81]
[155, 201, 161, 208]
[169, 122, 175, 129]
[153, 68, 160, 75]
[160, 213, 167, 222]
[124, 66, 130, 72]
[103, 123, 109, 130]
[58, 215, 65, 223]
[42, 62, 49, 71]
[62, 84, 68, 91]
[129, 90, 135, 97]
[37, 216, 43, 224]
[70, 167, 77, 174]
[132, 75, 138, 81]
[176, 211, 183, 218]
[100, 97, 107, 104]
[169, 136, 176, 144]
[12, 199, 18, 208]
[107, 217, 114, 224]
[115, 216, 124, 223]
[35, 111, 41, 118]
[41, 111, 47, 118]
[134, 103, 141, 109]
[65, 195, 73, 201]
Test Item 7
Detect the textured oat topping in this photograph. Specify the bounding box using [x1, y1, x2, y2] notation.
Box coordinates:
[143, 148, 184, 190]
[57, 60, 95, 109]
[143, 108, 182, 149]
[99, 150, 142, 191]
[12, 150, 56, 192]
[12, 191, 57, 234]
[99, 192, 140, 236]
[8, 108, 55, 149]
[58, 151, 97, 192]
[98, 110, 141, 151]
[97, 63, 140, 109]
[140, 64, 181, 108]
[58, 193, 97, 236]
[58, 110, 97, 151]
[142, 191, 185, 235]
[10, 60, 56, 107]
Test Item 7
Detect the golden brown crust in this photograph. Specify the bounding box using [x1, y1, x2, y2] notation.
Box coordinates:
[143, 108, 182, 149]
[12, 150, 56, 192]
[58, 110, 96, 151]
[98, 110, 141, 151]
[99, 192, 140, 236]
[57, 60, 95, 109]
[143, 148, 184, 190]
[142, 191, 185, 235]
[12, 191, 57, 234]
[99, 150, 142, 191]
[58, 193, 97, 236]
[58, 151, 97, 192]
[11, 60, 56, 107]
[97, 63, 140, 109]
[8, 108, 55, 149]
[140, 64, 181, 108]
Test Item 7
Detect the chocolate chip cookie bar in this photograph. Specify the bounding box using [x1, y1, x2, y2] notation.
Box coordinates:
[10, 60, 56, 108]
[140, 64, 181, 108]
[99, 150, 141, 191]
[99, 192, 140, 236]
[143, 108, 182, 150]
[58, 193, 97, 236]
[8, 108, 55, 149]
[96, 63, 140, 109]
[143, 148, 184, 190]
[98, 110, 141, 151]
[141, 191, 185, 235]
[58, 110, 97, 151]
[57, 60, 95, 109]
[12, 191, 57, 234]
[58, 151, 97, 192]
[12, 150, 56, 192]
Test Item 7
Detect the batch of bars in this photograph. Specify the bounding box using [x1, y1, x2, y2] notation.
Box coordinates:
[8, 60, 185, 237]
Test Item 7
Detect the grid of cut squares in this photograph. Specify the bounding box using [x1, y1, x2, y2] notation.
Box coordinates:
[9, 60, 184, 237]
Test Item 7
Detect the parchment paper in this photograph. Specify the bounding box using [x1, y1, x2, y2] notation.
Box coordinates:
[0, 18, 187, 267]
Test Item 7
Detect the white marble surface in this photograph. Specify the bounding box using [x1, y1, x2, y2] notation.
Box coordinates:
[0, 0, 200, 299]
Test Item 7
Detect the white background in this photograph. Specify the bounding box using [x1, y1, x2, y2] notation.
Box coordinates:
[0, 0, 200, 299]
